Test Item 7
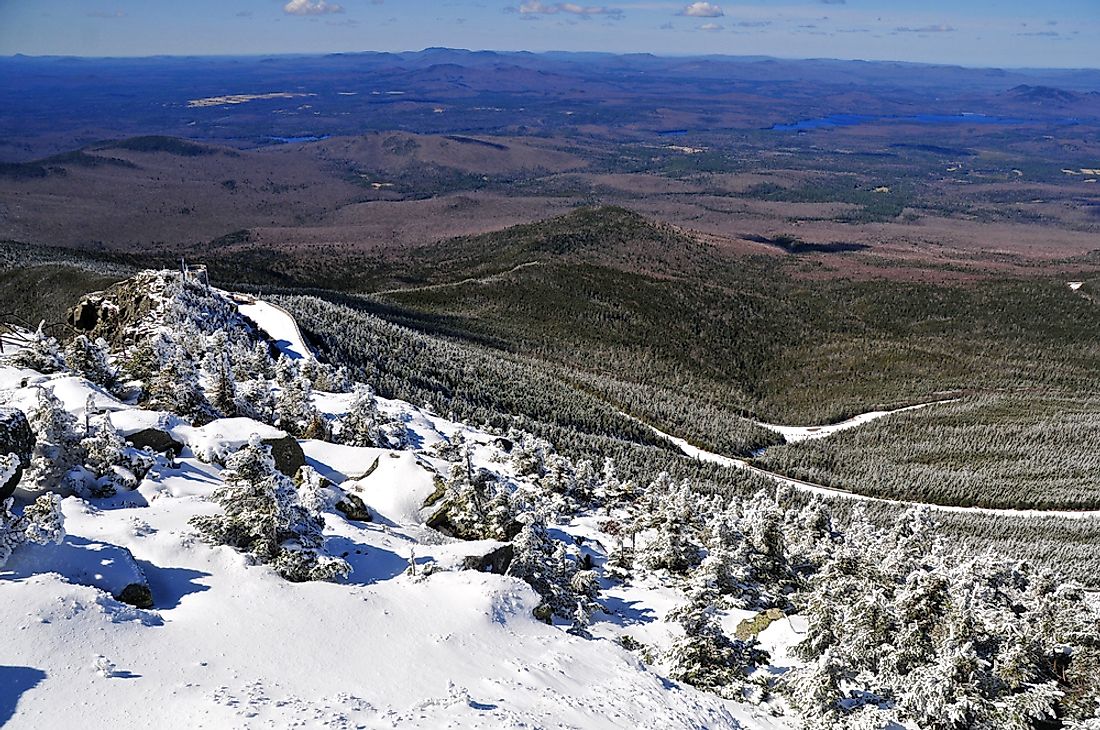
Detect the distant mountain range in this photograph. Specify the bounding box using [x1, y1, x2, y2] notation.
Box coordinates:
[2, 48, 1099, 161]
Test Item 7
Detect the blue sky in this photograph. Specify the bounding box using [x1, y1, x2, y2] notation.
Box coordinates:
[0, 0, 1096, 68]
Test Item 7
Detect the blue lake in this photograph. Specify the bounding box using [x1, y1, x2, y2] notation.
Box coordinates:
[770, 113, 1046, 132]
[266, 135, 330, 144]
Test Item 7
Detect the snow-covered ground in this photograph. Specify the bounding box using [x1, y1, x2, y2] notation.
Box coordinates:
[0, 352, 786, 729]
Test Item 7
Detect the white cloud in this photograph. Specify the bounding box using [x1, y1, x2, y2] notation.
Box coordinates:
[699, 21, 723, 31]
[680, 2, 722, 18]
[518, 1, 621, 16]
[283, 0, 344, 16]
[893, 24, 955, 33]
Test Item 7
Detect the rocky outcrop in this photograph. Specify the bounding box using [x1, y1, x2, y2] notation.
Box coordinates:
[734, 607, 785, 641]
[335, 493, 371, 522]
[461, 544, 514, 575]
[264, 435, 306, 478]
[127, 428, 184, 457]
[0, 408, 34, 500]
[117, 583, 154, 609]
[67, 285, 158, 345]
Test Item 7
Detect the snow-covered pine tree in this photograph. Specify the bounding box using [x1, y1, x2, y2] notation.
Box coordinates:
[639, 478, 701, 574]
[572, 458, 599, 505]
[432, 430, 467, 462]
[509, 430, 550, 477]
[274, 374, 317, 438]
[384, 417, 411, 450]
[63, 335, 116, 387]
[4, 323, 66, 374]
[437, 449, 520, 541]
[0, 491, 65, 567]
[507, 511, 595, 621]
[338, 385, 384, 447]
[294, 464, 341, 513]
[235, 380, 275, 424]
[666, 579, 768, 699]
[189, 436, 349, 582]
[785, 506, 1098, 730]
[729, 491, 801, 610]
[23, 387, 86, 495]
[143, 337, 211, 423]
[274, 354, 299, 385]
[203, 331, 238, 418]
[245, 341, 275, 380]
[81, 411, 152, 497]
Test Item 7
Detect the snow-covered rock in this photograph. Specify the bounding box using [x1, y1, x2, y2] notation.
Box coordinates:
[0, 407, 33, 499]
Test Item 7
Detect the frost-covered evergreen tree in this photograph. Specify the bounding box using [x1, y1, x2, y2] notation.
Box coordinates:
[203, 332, 238, 418]
[23, 387, 86, 495]
[63, 335, 115, 387]
[0, 491, 65, 567]
[4, 323, 66, 374]
[784, 506, 1100, 730]
[338, 385, 384, 447]
[510, 430, 552, 477]
[235, 380, 274, 424]
[294, 465, 342, 513]
[143, 336, 211, 423]
[189, 436, 349, 582]
[507, 511, 597, 621]
[385, 417, 411, 450]
[434, 448, 520, 541]
[311, 362, 352, 393]
[727, 492, 803, 610]
[242, 341, 275, 380]
[432, 430, 468, 462]
[80, 412, 152, 498]
[639, 478, 702, 574]
[274, 354, 299, 386]
[666, 580, 768, 699]
[274, 374, 317, 438]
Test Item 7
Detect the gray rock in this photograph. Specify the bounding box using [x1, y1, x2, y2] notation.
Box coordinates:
[264, 435, 306, 478]
[117, 583, 154, 609]
[127, 428, 184, 457]
[461, 544, 514, 575]
[0, 408, 34, 501]
[67, 288, 157, 345]
[335, 493, 371, 522]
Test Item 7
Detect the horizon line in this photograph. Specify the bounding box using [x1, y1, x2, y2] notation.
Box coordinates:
[2, 47, 1098, 74]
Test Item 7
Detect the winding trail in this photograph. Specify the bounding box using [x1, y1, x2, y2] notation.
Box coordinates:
[646, 407, 1100, 520]
[752, 400, 957, 443]
[372, 261, 544, 297]
[242, 292, 1099, 521]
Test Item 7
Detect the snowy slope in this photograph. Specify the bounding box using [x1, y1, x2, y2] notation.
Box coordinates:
[0, 355, 785, 730]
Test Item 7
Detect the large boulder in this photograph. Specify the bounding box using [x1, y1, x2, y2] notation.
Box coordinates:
[0, 408, 34, 501]
[461, 544, 514, 575]
[126, 428, 184, 457]
[186, 418, 305, 478]
[264, 435, 306, 478]
[335, 493, 371, 522]
[67, 286, 158, 345]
